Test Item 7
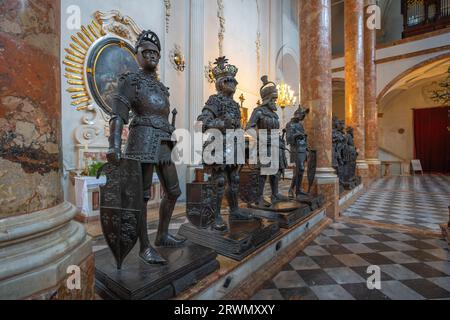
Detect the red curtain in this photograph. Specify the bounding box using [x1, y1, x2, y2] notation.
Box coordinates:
[413, 107, 450, 173]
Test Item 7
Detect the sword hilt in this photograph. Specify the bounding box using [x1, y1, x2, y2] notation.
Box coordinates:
[171, 108, 178, 127]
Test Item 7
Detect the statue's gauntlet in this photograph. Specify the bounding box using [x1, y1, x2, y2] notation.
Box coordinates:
[108, 116, 124, 155]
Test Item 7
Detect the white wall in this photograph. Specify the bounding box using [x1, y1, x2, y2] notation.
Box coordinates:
[60, 0, 294, 205]
[378, 83, 444, 162]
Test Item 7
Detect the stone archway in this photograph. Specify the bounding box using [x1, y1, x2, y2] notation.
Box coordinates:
[377, 54, 450, 165]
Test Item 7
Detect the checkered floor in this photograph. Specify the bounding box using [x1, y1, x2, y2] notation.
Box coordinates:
[252, 221, 450, 300]
[344, 175, 450, 231]
[252, 175, 450, 300]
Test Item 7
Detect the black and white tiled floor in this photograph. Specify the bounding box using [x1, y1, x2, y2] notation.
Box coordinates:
[252, 175, 450, 300]
[252, 221, 450, 300]
[345, 175, 449, 231]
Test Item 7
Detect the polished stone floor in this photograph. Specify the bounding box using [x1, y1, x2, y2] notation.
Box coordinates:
[252, 175, 450, 300]
[344, 175, 450, 231]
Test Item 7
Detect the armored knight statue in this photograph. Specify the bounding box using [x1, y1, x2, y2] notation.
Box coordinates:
[197, 56, 253, 231]
[332, 117, 346, 187]
[286, 106, 310, 199]
[343, 126, 359, 188]
[107, 30, 185, 265]
[246, 76, 289, 206]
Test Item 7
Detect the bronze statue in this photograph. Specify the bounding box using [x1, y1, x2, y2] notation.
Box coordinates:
[197, 56, 253, 231]
[246, 76, 289, 206]
[332, 117, 346, 188]
[286, 106, 310, 199]
[342, 126, 360, 189]
[105, 30, 185, 266]
[332, 117, 360, 191]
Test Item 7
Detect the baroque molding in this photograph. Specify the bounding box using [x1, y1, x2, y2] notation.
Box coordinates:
[217, 0, 225, 56]
[255, 0, 261, 79]
[164, 0, 172, 34]
[63, 10, 144, 147]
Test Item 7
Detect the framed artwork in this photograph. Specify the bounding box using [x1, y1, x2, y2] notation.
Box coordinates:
[86, 37, 139, 115]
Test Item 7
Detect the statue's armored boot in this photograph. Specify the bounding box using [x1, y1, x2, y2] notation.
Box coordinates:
[212, 180, 227, 231]
[288, 176, 296, 199]
[270, 174, 289, 203]
[295, 171, 310, 199]
[227, 189, 253, 221]
[256, 175, 272, 207]
[155, 197, 186, 247]
[139, 201, 167, 265]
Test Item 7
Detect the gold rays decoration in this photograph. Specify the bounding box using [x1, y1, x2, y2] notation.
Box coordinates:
[63, 19, 105, 111]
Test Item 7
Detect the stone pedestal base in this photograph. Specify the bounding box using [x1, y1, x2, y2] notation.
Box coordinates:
[367, 160, 382, 185]
[95, 238, 219, 300]
[311, 169, 339, 219]
[356, 161, 370, 188]
[250, 200, 312, 229]
[0, 202, 94, 300]
[178, 217, 280, 261]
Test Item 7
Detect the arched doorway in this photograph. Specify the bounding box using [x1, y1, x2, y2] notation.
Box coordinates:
[377, 55, 450, 173]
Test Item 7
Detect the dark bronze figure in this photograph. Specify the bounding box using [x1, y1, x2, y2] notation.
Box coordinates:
[332, 117, 346, 188]
[246, 76, 289, 206]
[332, 117, 361, 191]
[197, 56, 253, 231]
[286, 106, 310, 199]
[106, 30, 185, 267]
[342, 126, 360, 189]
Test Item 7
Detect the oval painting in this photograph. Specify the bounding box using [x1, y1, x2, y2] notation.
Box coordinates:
[87, 38, 139, 115]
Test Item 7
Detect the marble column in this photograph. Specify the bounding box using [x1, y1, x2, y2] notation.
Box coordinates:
[344, 0, 369, 183]
[300, 0, 339, 218]
[187, 0, 205, 181]
[0, 0, 93, 299]
[364, 0, 381, 180]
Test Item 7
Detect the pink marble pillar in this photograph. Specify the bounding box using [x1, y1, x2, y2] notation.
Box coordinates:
[300, 0, 339, 218]
[345, 0, 369, 183]
[0, 0, 93, 299]
[364, 0, 381, 180]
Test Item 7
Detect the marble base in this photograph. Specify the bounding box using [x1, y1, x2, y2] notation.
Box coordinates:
[339, 184, 364, 214]
[0, 202, 93, 300]
[316, 176, 340, 219]
[296, 194, 326, 211]
[367, 163, 382, 180]
[342, 176, 362, 191]
[179, 205, 329, 300]
[250, 200, 312, 229]
[178, 217, 280, 261]
[95, 238, 219, 300]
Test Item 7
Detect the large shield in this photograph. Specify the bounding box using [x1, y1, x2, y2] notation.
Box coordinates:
[307, 150, 317, 193]
[97, 159, 142, 269]
[186, 182, 216, 229]
[239, 165, 261, 205]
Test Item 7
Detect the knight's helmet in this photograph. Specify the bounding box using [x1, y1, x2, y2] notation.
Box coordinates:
[293, 105, 310, 120]
[260, 75, 278, 105]
[135, 29, 161, 55]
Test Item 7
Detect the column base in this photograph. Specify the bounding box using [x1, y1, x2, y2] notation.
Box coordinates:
[356, 160, 370, 187]
[366, 159, 382, 182]
[0, 202, 94, 300]
[314, 167, 339, 219]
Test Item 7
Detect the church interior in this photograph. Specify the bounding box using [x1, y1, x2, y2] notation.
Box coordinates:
[0, 0, 449, 302]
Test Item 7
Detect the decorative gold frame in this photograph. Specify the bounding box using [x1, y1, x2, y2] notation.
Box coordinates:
[63, 10, 143, 112]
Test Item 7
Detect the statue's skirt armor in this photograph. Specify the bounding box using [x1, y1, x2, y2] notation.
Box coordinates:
[125, 115, 173, 164]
